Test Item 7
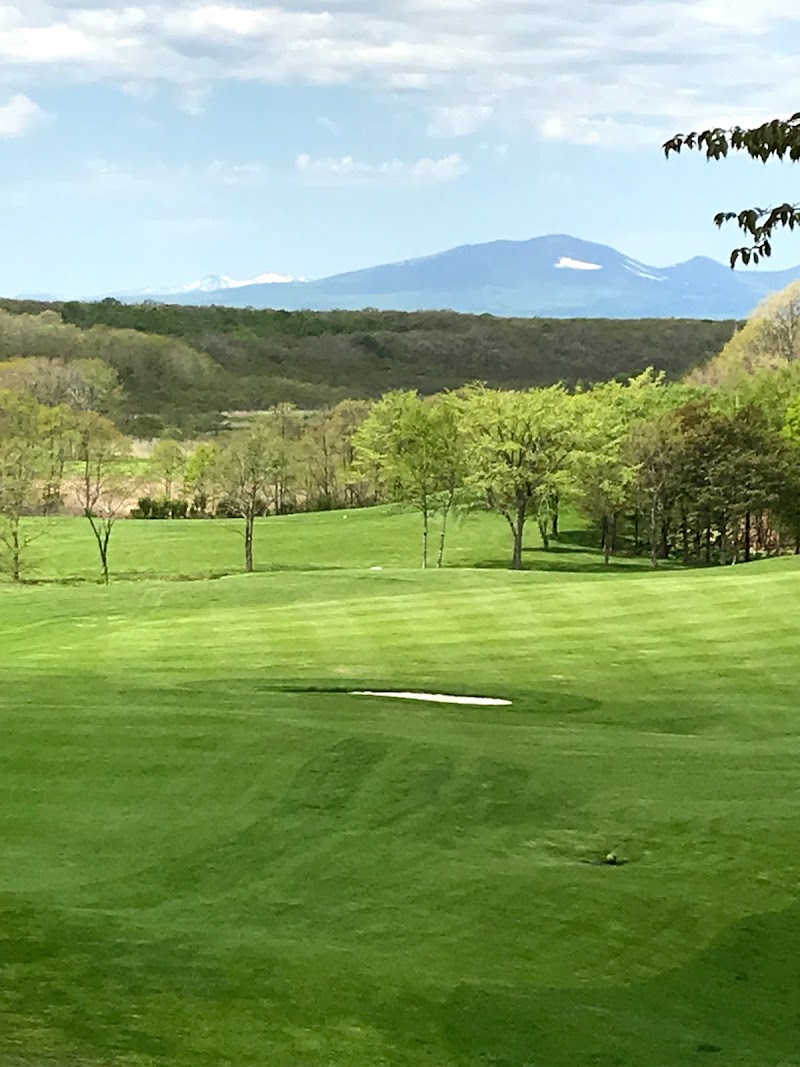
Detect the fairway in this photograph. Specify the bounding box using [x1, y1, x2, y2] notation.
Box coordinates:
[3, 525, 800, 1064]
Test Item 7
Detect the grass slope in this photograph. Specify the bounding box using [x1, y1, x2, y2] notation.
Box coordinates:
[14, 506, 666, 583]
[2, 514, 799, 1064]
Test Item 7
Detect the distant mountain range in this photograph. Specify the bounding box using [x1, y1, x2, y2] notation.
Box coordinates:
[112, 271, 303, 299]
[96, 234, 800, 319]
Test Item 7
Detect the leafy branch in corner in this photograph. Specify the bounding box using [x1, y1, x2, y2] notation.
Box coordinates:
[663, 113, 800, 267]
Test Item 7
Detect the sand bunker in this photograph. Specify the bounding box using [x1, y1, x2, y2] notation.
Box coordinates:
[351, 691, 512, 707]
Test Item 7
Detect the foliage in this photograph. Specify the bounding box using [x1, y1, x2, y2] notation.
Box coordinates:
[148, 439, 186, 499]
[459, 384, 577, 569]
[0, 299, 739, 428]
[354, 390, 466, 567]
[299, 398, 374, 511]
[131, 497, 190, 520]
[0, 390, 72, 580]
[213, 422, 277, 572]
[664, 112, 800, 265]
[690, 281, 800, 391]
[571, 370, 671, 563]
[0, 308, 218, 431]
[0, 356, 124, 417]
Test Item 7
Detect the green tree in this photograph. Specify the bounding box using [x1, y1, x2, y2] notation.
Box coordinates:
[625, 409, 684, 568]
[75, 412, 133, 584]
[354, 390, 466, 568]
[674, 400, 788, 564]
[664, 112, 800, 266]
[0, 391, 55, 581]
[460, 384, 576, 570]
[215, 424, 276, 572]
[184, 442, 220, 516]
[692, 282, 800, 389]
[263, 403, 300, 515]
[0, 356, 124, 416]
[572, 371, 668, 563]
[300, 399, 372, 511]
[149, 438, 186, 499]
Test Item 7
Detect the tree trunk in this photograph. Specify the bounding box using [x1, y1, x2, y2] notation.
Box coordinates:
[660, 520, 670, 562]
[600, 514, 608, 552]
[437, 494, 453, 569]
[99, 538, 110, 586]
[705, 523, 712, 565]
[244, 511, 254, 573]
[744, 511, 752, 563]
[650, 499, 659, 569]
[537, 515, 550, 550]
[510, 504, 526, 570]
[10, 518, 21, 583]
[633, 510, 641, 555]
[681, 512, 689, 566]
[719, 520, 728, 566]
[421, 510, 429, 569]
[551, 493, 560, 539]
[602, 514, 611, 565]
[86, 512, 112, 585]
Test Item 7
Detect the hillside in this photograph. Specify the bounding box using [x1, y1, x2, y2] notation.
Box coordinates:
[105, 234, 800, 319]
[0, 298, 739, 431]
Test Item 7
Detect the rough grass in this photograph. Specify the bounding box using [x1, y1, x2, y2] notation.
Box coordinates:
[2, 512, 799, 1064]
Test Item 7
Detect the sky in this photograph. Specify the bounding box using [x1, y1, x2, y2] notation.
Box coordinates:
[2, 0, 800, 297]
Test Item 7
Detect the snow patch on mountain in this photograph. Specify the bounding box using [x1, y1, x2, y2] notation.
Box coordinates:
[176, 272, 303, 293]
[555, 256, 602, 271]
[118, 271, 304, 298]
[622, 259, 667, 282]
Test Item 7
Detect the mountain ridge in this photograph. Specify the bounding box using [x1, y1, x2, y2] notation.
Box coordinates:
[95, 234, 800, 320]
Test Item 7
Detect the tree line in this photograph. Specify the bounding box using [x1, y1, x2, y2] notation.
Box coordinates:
[0, 298, 739, 432]
[5, 367, 800, 582]
[4, 279, 800, 582]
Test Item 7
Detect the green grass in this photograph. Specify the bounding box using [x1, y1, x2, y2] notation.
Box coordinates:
[7, 505, 652, 584]
[2, 509, 799, 1064]
[13, 505, 668, 583]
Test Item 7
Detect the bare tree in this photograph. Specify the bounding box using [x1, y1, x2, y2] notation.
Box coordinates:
[74, 412, 133, 584]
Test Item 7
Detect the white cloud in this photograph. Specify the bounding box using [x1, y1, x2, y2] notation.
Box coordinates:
[0, 93, 46, 138]
[428, 104, 494, 137]
[177, 84, 211, 116]
[1, 1, 800, 145]
[205, 160, 269, 186]
[295, 151, 467, 186]
[24, 157, 271, 197]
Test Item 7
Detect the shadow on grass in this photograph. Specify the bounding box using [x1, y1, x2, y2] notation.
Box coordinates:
[470, 549, 669, 574]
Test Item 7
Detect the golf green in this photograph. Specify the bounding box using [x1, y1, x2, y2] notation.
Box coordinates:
[2, 540, 800, 1064]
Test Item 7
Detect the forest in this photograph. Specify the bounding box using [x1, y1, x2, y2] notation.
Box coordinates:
[0, 297, 738, 432]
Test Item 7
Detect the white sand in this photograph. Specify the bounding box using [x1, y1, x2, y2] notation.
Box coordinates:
[351, 691, 512, 706]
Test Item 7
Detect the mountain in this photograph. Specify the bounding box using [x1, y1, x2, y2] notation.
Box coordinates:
[105, 235, 800, 319]
[112, 271, 302, 299]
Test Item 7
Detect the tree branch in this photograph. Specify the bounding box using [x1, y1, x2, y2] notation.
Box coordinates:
[663, 113, 800, 267]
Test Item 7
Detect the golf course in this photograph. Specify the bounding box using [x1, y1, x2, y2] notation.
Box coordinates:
[3, 506, 800, 1066]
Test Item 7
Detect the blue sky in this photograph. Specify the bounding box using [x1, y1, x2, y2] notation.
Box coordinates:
[2, 0, 800, 296]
